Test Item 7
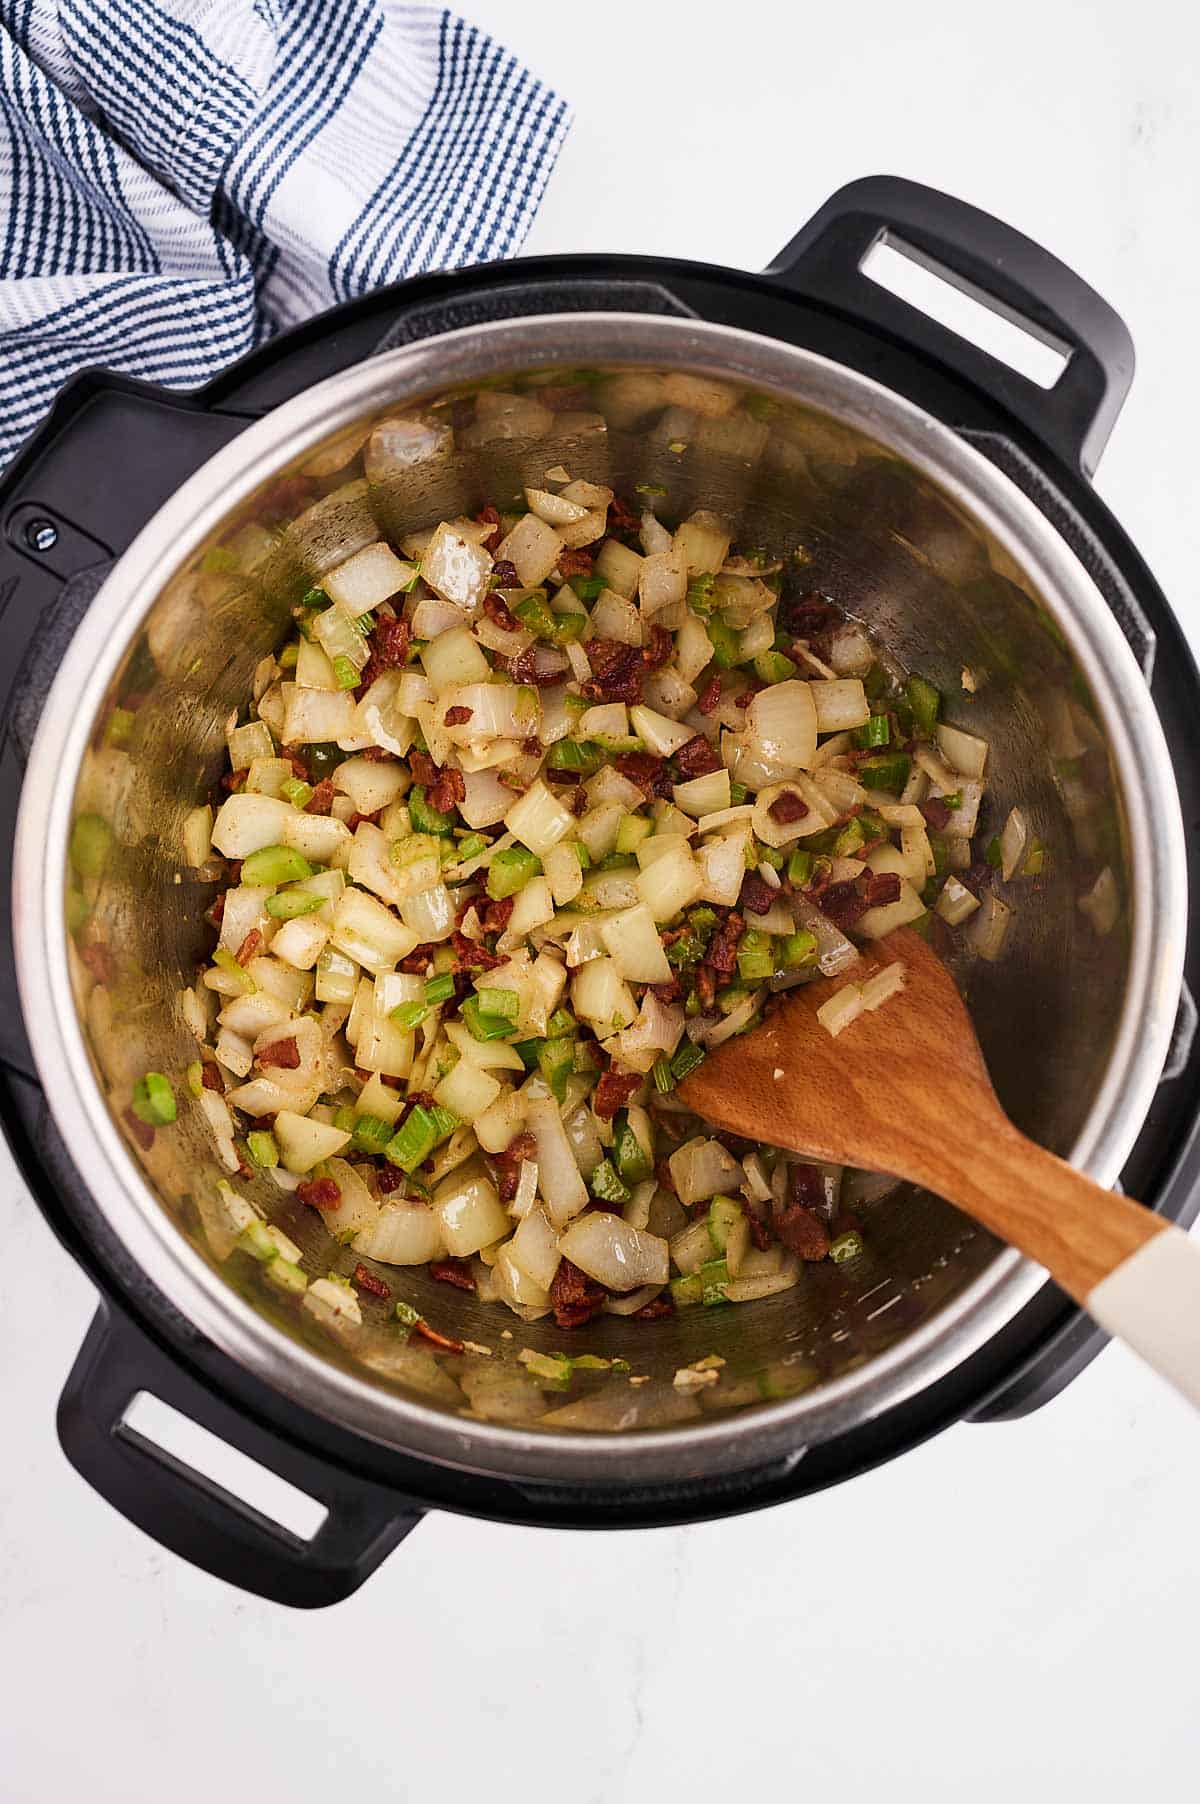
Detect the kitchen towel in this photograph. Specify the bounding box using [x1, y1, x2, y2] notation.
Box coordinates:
[0, 1, 571, 469]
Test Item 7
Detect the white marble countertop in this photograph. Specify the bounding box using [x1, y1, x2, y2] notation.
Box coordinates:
[3, 3, 1199, 1798]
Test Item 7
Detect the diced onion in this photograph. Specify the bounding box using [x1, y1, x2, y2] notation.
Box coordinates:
[668, 1136, 744, 1205]
[557, 1213, 669, 1291]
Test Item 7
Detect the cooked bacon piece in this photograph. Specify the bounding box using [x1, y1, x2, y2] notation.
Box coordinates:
[357, 614, 411, 692]
[739, 873, 775, 916]
[80, 942, 117, 985]
[608, 494, 640, 537]
[412, 1319, 466, 1353]
[509, 645, 570, 688]
[452, 931, 504, 972]
[443, 705, 472, 727]
[748, 1213, 775, 1251]
[697, 674, 722, 715]
[634, 1294, 674, 1319]
[490, 558, 519, 590]
[550, 1257, 606, 1329]
[613, 750, 671, 798]
[650, 977, 682, 1004]
[427, 765, 465, 815]
[429, 1258, 476, 1292]
[593, 1067, 642, 1120]
[556, 546, 594, 580]
[200, 1060, 224, 1092]
[475, 504, 502, 552]
[235, 929, 262, 966]
[769, 790, 809, 824]
[673, 734, 721, 778]
[655, 1159, 676, 1194]
[258, 1035, 301, 1070]
[694, 964, 717, 1010]
[283, 751, 311, 780]
[375, 1165, 405, 1195]
[353, 1262, 391, 1300]
[521, 737, 543, 758]
[866, 871, 902, 908]
[482, 589, 518, 631]
[346, 811, 379, 832]
[296, 1176, 341, 1209]
[781, 591, 840, 640]
[480, 895, 515, 934]
[642, 624, 673, 669]
[305, 778, 335, 815]
[492, 1129, 538, 1201]
[408, 749, 439, 789]
[399, 943, 437, 973]
[706, 910, 744, 976]
[817, 878, 873, 930]
[123, 1107, 155, 1151]
[774, 1203, 832, 1260]
[581, 637, 643, 704]
[735, 690, 754, 709]
[221, 768, 247, 793]
[920, 795, 951, 831]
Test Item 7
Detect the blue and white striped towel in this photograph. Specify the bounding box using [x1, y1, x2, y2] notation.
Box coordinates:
[0, 1, 571, 469]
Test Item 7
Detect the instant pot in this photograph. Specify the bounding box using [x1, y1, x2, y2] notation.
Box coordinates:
[2, 177, 1197, 1608]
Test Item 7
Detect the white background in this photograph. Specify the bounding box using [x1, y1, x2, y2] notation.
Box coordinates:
[3, 3, 1199, 1799]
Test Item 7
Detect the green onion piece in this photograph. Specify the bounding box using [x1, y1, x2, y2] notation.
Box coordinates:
[590, 1158, 631, 1207]
[753, 649, 796, 685]
[352, 1113, 393, 1154]
[613, 1113, 653, 1184]
[385, 1106, 439, 1172]
[853, 713, 891, 749]
[265, 888, 324, 919]
[707, 618, 741, 668]
[671, 1041, 706, 1081]
[652, 1056, 675, 1094]
[717, 985, 749, 1016]
[280, 776, 313, 809]
[409, 785, 455, 836]
[688, 905, 719, 935]
[522, 1350, 574, 1390]
[331, 655, 360, 690]
[546, 740, 605, 775]
[212, 947, 257, 993]
[394, 1299, 421, 1328]
[985, 836, 1003, 867]
[551, 612, 586, 645]
[858, 752, 912, 792]
[906, 674, 941, 737]
[246, 1130, 279, 1168]
[829, 1228, 864, 1264]
[424, 972, 455, 1007]
[514, 1037, 543, 1070]
[241, 844, 314, 885]
[569, 574, 606, 601]
[70, 813, 113, 879]
[427, 1105, 458, 1143]
[453, 833, 488, 863]
[185, 1060, 203, 1099]
[737, 928, 775, 983]
[461, 995, 517, 1042]
[778, 929, 818, 969]
[486, 846, 542, 901]
[537, 1036, 575, 1102]
[131, 1072, 176, 1127]
[476, 986, 519, 1021]
[353, 612, 374, 635]
[757, 843, 785, 872]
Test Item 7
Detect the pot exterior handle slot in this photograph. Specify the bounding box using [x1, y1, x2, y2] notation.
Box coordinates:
[767, 175, 1133, 479]
[57, 1302, 421, 1608]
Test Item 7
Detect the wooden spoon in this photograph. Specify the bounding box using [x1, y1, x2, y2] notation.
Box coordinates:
[678, 926, 1200, 1409]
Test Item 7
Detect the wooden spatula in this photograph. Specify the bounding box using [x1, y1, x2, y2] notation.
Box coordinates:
[678, 926, 1200, 1410]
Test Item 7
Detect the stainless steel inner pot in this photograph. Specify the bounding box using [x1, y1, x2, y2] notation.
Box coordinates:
[14, 314, 1186, 1486]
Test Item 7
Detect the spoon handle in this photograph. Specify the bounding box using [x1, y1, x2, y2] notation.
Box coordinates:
[1085, 1224, 1200, 1410]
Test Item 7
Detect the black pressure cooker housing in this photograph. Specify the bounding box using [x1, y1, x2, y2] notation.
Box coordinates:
[2, 179, 1198, 1607]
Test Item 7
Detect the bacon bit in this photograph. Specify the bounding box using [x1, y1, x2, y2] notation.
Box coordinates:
[221, 768, 248, 793]
[748, 1213, 775, 1251]
[492, 1129, 537, 1202]
[406, 752, 436, 791]
[200, 1061, 224, 1092]
[769, 790, 809, 824]
[921, 795, 951, 831]
[673, 734, 722, 778]
[867, 871, 902, 908]
[538, 383, 590, 411]
[739, 873, 775, 916]
[375, 1165, 404, 1195]
[781, 592, 840, 640]
[521, 736, 543, 757]
[509, 645, 569, 688]
[556, 546, 594, 580]
[735, 690, 754, 709]
[80, 942, 117, 985]
[346, 811, 379, 832]
[655, 1159, 677, 1194]
[697, 674, 722, 715]
[642, 623, 673, 670]
[353, 1262, 392, 1300]
[475, 504, 502, 552]
[650, 978, 682, 1005]
[490, 557, 519, 590]
[283, 750, 311, 780]
[305, 778, 335, 815]
[235, 929, 262, 966]
[399, 943, 437, 974]
[581, 637, 643, 704]
[634, 1294, 675, 1319]
[613, 750, 671, 798]
[412, 1319, 466, 1353]
[774, 1202, 832, 1260]
[360, 745, 390, 763]
[451, 931, 504, 972]
[207, 892, 227, 929]
[694, 965, 717, 1010]
[593, 1067, 642, 1120]
[357, 615, 412, 693]
[480, 895, 515, 934]
[569, 784, 588, 815]
[123, 1107, 155, 1151]
[297, 1176, 341, 1210]
[427, 765, 466, 815]
[550, 1257, 606, 1329]
[608, 494, 640, 537]
[818, 878, 871, 930]
[443, 705, 472, 727]
[706, 910, 744, 976]
[429, 1258, 476, 1292]
[257, 1035, 301, 1070]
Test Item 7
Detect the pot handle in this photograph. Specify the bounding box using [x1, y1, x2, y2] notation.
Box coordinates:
[57, 1302, 421, 1608]
[766, 176, 1134, 479]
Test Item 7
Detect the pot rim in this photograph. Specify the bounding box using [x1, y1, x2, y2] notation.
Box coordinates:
[14, 312, 1187, 1486]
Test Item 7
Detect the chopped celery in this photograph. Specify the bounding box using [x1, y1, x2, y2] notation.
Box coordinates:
[514, 593, 559, 639]
[729, 781, 748, 805]
[546, 1007, 576, 1038]
[858, 752, 911, 791]
[538, 1037, 575, 1102]
[853, 713, 891, 748]
[334, 1105, 357, 1133]
[394, 1299, 421, 1327]
[590, 1158, 631, 1207]
[613, 1113, 653, 1184]
[241, 844, 313, 885]
[737, 929, 774, 983]
[278, 643, 299, 670]
[352, 1114, 393, 1154]
[453, 832, 488, 863]
[265, 887, 324, 919]
[280, 776, 313, 808]
[409, 785, 456, 835]
[385, 1106, 439, 1172]
[833, 817, 866, 858]
[686, 571, 716, 615]
[424, 972, 455, 1006]
[756, 843, 784, 870]
[476, 986, 519, 1021]
[652, 1056, 675, 1094]
[461, 995, 517, 1041]
[390, 999, 427, 1030]
[707, 618, 741, 668]
[185, 1060, 203, 1099]
[569, 574, 606, 601]
[717, 985, 749, 1015]
[212, 947, 257, 993]
[69, 813, 113, 879]
[906, 674, 941, 736]
[132, 1073, 176, 1126]
[829, 1228, 864, 1263]
[246, 1130, 279, 1168]
[985, 836, 1003, 867]
[670, 1271, 703, 1305]
[486, 846, 542, 900]
[614, 815, 654, 856]
[514, 1037, 543, 1070]
[753, 649, 796, 685]
[106, 707, 135, 748]
[1023, 839, 1046, 877]
[331, 655, 360, 690]
[699, 1257, 731, 1305]
[546, 740, 605, 775]
[707, 1194, 743, 1254]
[522, 1350, 574, 1389]
[778, 929, 818, 969]
[670, 1041, 705, 1081]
